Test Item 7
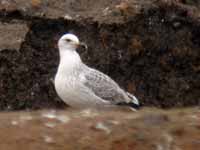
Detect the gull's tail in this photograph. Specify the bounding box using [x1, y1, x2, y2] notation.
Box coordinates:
[117, 92, 140, 110]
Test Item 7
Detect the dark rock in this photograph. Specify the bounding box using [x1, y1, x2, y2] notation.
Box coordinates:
[0, 0, 199, 110]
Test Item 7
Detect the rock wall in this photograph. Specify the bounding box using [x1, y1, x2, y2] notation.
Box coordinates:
[0, 0, 199, 110]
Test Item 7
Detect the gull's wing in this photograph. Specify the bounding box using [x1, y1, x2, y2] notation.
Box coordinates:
[81, 65, 130, 104]
[73, 81, 111, 107]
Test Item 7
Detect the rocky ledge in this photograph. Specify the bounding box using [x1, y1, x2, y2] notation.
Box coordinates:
[0, 108, 199, 150]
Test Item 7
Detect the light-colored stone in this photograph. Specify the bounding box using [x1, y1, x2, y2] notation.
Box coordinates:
[0, 22, 29, 51]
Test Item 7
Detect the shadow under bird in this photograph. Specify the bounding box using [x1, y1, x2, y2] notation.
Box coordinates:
[54, 33, 140, 110]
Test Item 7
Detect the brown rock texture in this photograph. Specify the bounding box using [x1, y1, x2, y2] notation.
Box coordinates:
[0, 22, 28, 50]
[0, 0, 200, 110]
[0, 108, 199, 150]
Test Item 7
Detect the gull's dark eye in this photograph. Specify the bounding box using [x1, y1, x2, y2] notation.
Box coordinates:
[65, 39, 71, 42]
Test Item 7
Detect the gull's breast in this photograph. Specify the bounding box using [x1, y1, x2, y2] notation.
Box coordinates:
[55, 73, 78, 104]
[55, 72, 94, 108]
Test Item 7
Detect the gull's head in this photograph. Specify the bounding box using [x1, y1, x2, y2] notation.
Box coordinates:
[58, 33, 80, 51]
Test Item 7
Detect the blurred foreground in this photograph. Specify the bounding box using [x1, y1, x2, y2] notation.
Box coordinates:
[0, 108, 199, 150]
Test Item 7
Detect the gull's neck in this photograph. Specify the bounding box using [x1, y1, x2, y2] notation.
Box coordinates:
[57, 48, 82, 75]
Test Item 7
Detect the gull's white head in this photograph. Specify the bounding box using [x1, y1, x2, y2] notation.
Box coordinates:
[58, 33, 80, 51]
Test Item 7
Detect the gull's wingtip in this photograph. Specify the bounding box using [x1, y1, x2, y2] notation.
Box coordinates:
[126, 92, 140, 106]
[116, 92, 140, 110]
[117, 102, 140, 110]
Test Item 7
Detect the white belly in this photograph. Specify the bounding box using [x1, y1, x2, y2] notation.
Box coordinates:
[55, 74, 100, 108]
[55, 74, 78, 106]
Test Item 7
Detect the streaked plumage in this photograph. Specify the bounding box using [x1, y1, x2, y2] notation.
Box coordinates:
[55, 33, 139, 109]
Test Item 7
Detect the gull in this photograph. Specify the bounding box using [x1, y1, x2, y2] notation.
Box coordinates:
[54, 33, 140, 110]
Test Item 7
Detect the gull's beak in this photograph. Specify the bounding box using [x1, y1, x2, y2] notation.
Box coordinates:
[79, 42, 88, 50]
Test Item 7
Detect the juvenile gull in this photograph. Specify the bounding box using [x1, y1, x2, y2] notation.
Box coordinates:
[55, 33, 139, 109]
